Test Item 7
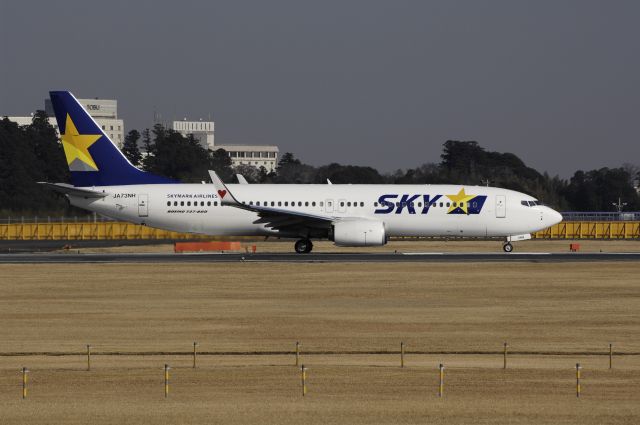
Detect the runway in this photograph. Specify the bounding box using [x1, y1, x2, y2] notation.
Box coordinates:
[0, 251, 639, 263]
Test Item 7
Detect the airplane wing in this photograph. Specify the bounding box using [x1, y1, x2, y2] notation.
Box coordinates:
[38, 182, 109, 198]
[208, 170, 334, 232]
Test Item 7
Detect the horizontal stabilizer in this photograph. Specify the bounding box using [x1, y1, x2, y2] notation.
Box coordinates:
[38, 182, 108, 198]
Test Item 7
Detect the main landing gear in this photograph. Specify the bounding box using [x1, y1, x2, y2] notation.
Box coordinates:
[295, 238, 313, 254]
[502, 242, 513, 253]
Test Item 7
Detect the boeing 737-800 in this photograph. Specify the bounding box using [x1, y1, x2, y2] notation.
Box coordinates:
[41, 91, 563, 253]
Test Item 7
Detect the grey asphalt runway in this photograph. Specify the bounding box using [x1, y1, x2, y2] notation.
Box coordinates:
[0, 252, 639, 263]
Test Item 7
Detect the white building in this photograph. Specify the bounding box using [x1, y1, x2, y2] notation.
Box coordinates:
[172, 118, 279, 172]
[172, 119, 214, 150]
[216, 144, 279, 172]
[5, 98, 125, 148]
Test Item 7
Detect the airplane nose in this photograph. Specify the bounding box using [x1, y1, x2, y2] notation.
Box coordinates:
[547, 207, 563, 225]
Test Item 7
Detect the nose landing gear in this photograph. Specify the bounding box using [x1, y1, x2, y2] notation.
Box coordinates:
[502, 242, 513, 253]
[295, 238, 313, 254]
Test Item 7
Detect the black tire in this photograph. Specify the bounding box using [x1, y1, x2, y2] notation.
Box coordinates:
[304, 240, 313, 253]
[503, 242, 513, 253]
[295, 239, 312, 254]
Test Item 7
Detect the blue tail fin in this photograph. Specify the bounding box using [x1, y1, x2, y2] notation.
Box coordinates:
[49, 91, 174, 187]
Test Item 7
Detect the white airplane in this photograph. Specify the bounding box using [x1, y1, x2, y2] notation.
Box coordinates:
[42, 91, 562, 253]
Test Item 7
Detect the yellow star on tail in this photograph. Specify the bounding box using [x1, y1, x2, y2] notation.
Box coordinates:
[60, 114, 101, 171]
[446, 188, 475, 214]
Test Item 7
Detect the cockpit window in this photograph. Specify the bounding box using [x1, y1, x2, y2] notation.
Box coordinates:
[522, 200, 543, 207]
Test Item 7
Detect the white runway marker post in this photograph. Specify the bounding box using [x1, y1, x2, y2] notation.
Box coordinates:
[576, 363, 581, 398]
[21, 367, 29, 399]
[609, 344, 613, 370]
[164, 364, 171, 398]
[438, 364, 444, 398]
[86, 344, 91, 371]
[301, 364, 307, 397]
[503, 342, 508, 369]
[193, 342, 198, 369]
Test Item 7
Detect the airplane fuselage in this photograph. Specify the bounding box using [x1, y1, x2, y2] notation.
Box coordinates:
[69, 183, 561, 240]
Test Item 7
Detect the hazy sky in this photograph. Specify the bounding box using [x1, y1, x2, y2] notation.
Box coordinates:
[2, 0, 639, 177]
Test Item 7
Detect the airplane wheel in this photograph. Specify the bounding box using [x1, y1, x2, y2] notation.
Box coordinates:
[503, 242, 513, 253]
[295, 239, 313, 254]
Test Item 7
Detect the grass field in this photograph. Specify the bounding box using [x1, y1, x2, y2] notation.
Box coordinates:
[1, 260, 639, 424]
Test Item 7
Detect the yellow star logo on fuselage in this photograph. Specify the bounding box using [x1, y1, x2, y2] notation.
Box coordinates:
[60, 114, 101, 171]
[446, 188, 475, 214]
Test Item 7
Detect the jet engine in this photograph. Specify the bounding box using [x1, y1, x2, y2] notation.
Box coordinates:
[332, 219, 386, 247]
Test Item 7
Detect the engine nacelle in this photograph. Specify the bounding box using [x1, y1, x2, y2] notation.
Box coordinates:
[332, 219, 386, 247]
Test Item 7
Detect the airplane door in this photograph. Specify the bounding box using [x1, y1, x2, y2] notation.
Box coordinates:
[325, 199, 334, 213]
[138, 194, 149, 217]
[496, 195, 506, 218]
[337, 199, 347, 213]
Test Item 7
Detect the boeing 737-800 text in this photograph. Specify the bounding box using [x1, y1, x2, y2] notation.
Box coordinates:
[41, 91, 562, 253]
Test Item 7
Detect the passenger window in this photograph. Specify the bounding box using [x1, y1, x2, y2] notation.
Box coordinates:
[439, 202, 443, 207]
[431, 203, 436, 207]
[201, 201, 205, 206]
[284, 202, 288, 206]
[453, 202, 457, 207]
[347, 202, 351, 207]
[207, 201, 211, 206]
[374, 202, 378, 207]
[360, 202, 364, 207]
[472, 202, 477, 208]
[167, 201, 171, 206]
[181, 201, 184, 206]
[249, 201, 253, 205]
[460, 202, 464, 208]
[446, 202, 450, 207]
[214, 201, 218, 206]
[174, 201, 178, 206]
[278, 201, 282, 206]
[340, 202, 344, 207]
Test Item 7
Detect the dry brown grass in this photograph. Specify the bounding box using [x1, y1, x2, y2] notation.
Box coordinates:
[0, 261, 639, 424]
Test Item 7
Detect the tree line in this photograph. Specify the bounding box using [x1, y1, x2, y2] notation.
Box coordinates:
[1, 114, 639, 215]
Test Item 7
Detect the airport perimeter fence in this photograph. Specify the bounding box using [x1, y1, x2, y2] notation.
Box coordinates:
[2, 342, 638, 400]
[562, 211, 640, 221]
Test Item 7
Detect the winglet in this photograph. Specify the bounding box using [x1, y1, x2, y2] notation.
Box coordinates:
[236, 174, 249, 184]
[327, 179, 332, 185]
[208, 170, 240, 206]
